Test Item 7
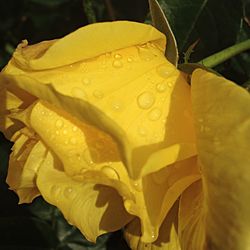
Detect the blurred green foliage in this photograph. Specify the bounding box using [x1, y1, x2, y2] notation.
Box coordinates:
[0, 0, 249, 249]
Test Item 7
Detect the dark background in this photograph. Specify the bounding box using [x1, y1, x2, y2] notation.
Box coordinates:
[0, 0, 249, 249]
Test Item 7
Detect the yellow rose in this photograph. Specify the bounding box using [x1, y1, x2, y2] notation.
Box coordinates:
[0, 21, 198, 245]
[1, 20, 249, 250]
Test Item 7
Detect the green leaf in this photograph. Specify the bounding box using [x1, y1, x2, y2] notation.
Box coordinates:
[156, 0, 243, 62]
[149, 0, 178, 66]
[155, 0, 209, 53]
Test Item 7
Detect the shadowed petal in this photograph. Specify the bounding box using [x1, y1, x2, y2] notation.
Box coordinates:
[191, 69, 250, 249]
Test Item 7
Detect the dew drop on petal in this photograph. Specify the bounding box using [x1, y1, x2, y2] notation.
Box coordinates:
[93, 90, 104, 99]
[151, 232, 156, 240]
[62, 129, 68, 135]
[71, 87, 86, 99]
[148, 108, 162, 121]
[113, 60, 123, 68]
[124, 199, 133, 211]
[82, 77, 91, 85]
[55, 119, 64, 129]
[167, 81, 173, 88]
[131, 180, 142, 192]
[156, 64, 173, 78]
[109, 98, 123, 111]
[55, 130, 60, 135]
[114, 53, 122, 59]
[64, 187, 76, 199]
[83, 149, 94, 166]
[137, 126, 147, 137]
[70, 137, 77, 145]
[138, 46, 154, 61]
[72, 126, 78, 132]
[127, 57, 133, 63]
[156, 81, 167, 92]
[102, 165, 120, 180]
[137, 92, 155, 109]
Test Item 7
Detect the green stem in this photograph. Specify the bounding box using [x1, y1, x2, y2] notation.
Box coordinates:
[198, 39, 250, 68]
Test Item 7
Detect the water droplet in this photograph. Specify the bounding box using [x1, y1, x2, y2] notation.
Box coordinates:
[55, 119, 64, 129]
[41, 111, 45, 115]
[124, 199, 133, 211]
[51, 185, 60, 196]
[167, 81, 173, 88]
[64, 140, 69, 145]
[156, 81, 167, 92]
[137, 126, 147, 137]
[82, 77, 91, 85]
[80, 168, 86, 174]
[93, 90, 104, 99]
[198, 118, 204, 123]
[71, 87, 86, 99]
[83, 149, 94, 165]
[156, 64, 173, 78]
[127, 57, 133, 63]
[109, 98, 123, 111]
[72, 126, 78, 132]
[138, 46, 154, 61]
[62, 129, 68, 135]
[148, 108, 162, 121]
[55, 130, 60, 135]
[102, 166, 120, 180]
[114, 53, 122, 59]
[64, 187, 76, 199]
[70, 137, 77, 145]
[137, 92, 155, 109]
[151, 232, 156, 240]
[131, 180, 142, 191]
[112, 60, 123, 68]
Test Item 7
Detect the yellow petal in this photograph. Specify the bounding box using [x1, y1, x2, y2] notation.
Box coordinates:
[124, 201, 181, 250]
[8, 21, 165, 70]
[191, 69, 250, 249]
[6, 128, 46, 203]
[0, 75, 36, 138]
[179, 180, 205, 250]
[26, 100, 198, 242]
[36, 150, 133, 242]
[125, 156, 200, 243]
[2, 50, 196, 179]
[28, 101, 134, 201]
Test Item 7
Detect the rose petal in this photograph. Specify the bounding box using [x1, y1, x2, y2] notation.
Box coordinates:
[2, 57, 196, 179]
[191, 69, 250, 249]
[179, 180, 205, 250]
[36, 150, 133, 242]
[124, 201, 181, 249]
[7, 128, 46, 203]
[24, 100, 198, 242]
[0, 78, 36, 138]
[9, 21, 165, 70]
[125, 156, 200, 242]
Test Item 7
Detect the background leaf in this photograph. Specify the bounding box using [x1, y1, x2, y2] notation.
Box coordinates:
[149, 0, 178, 65]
